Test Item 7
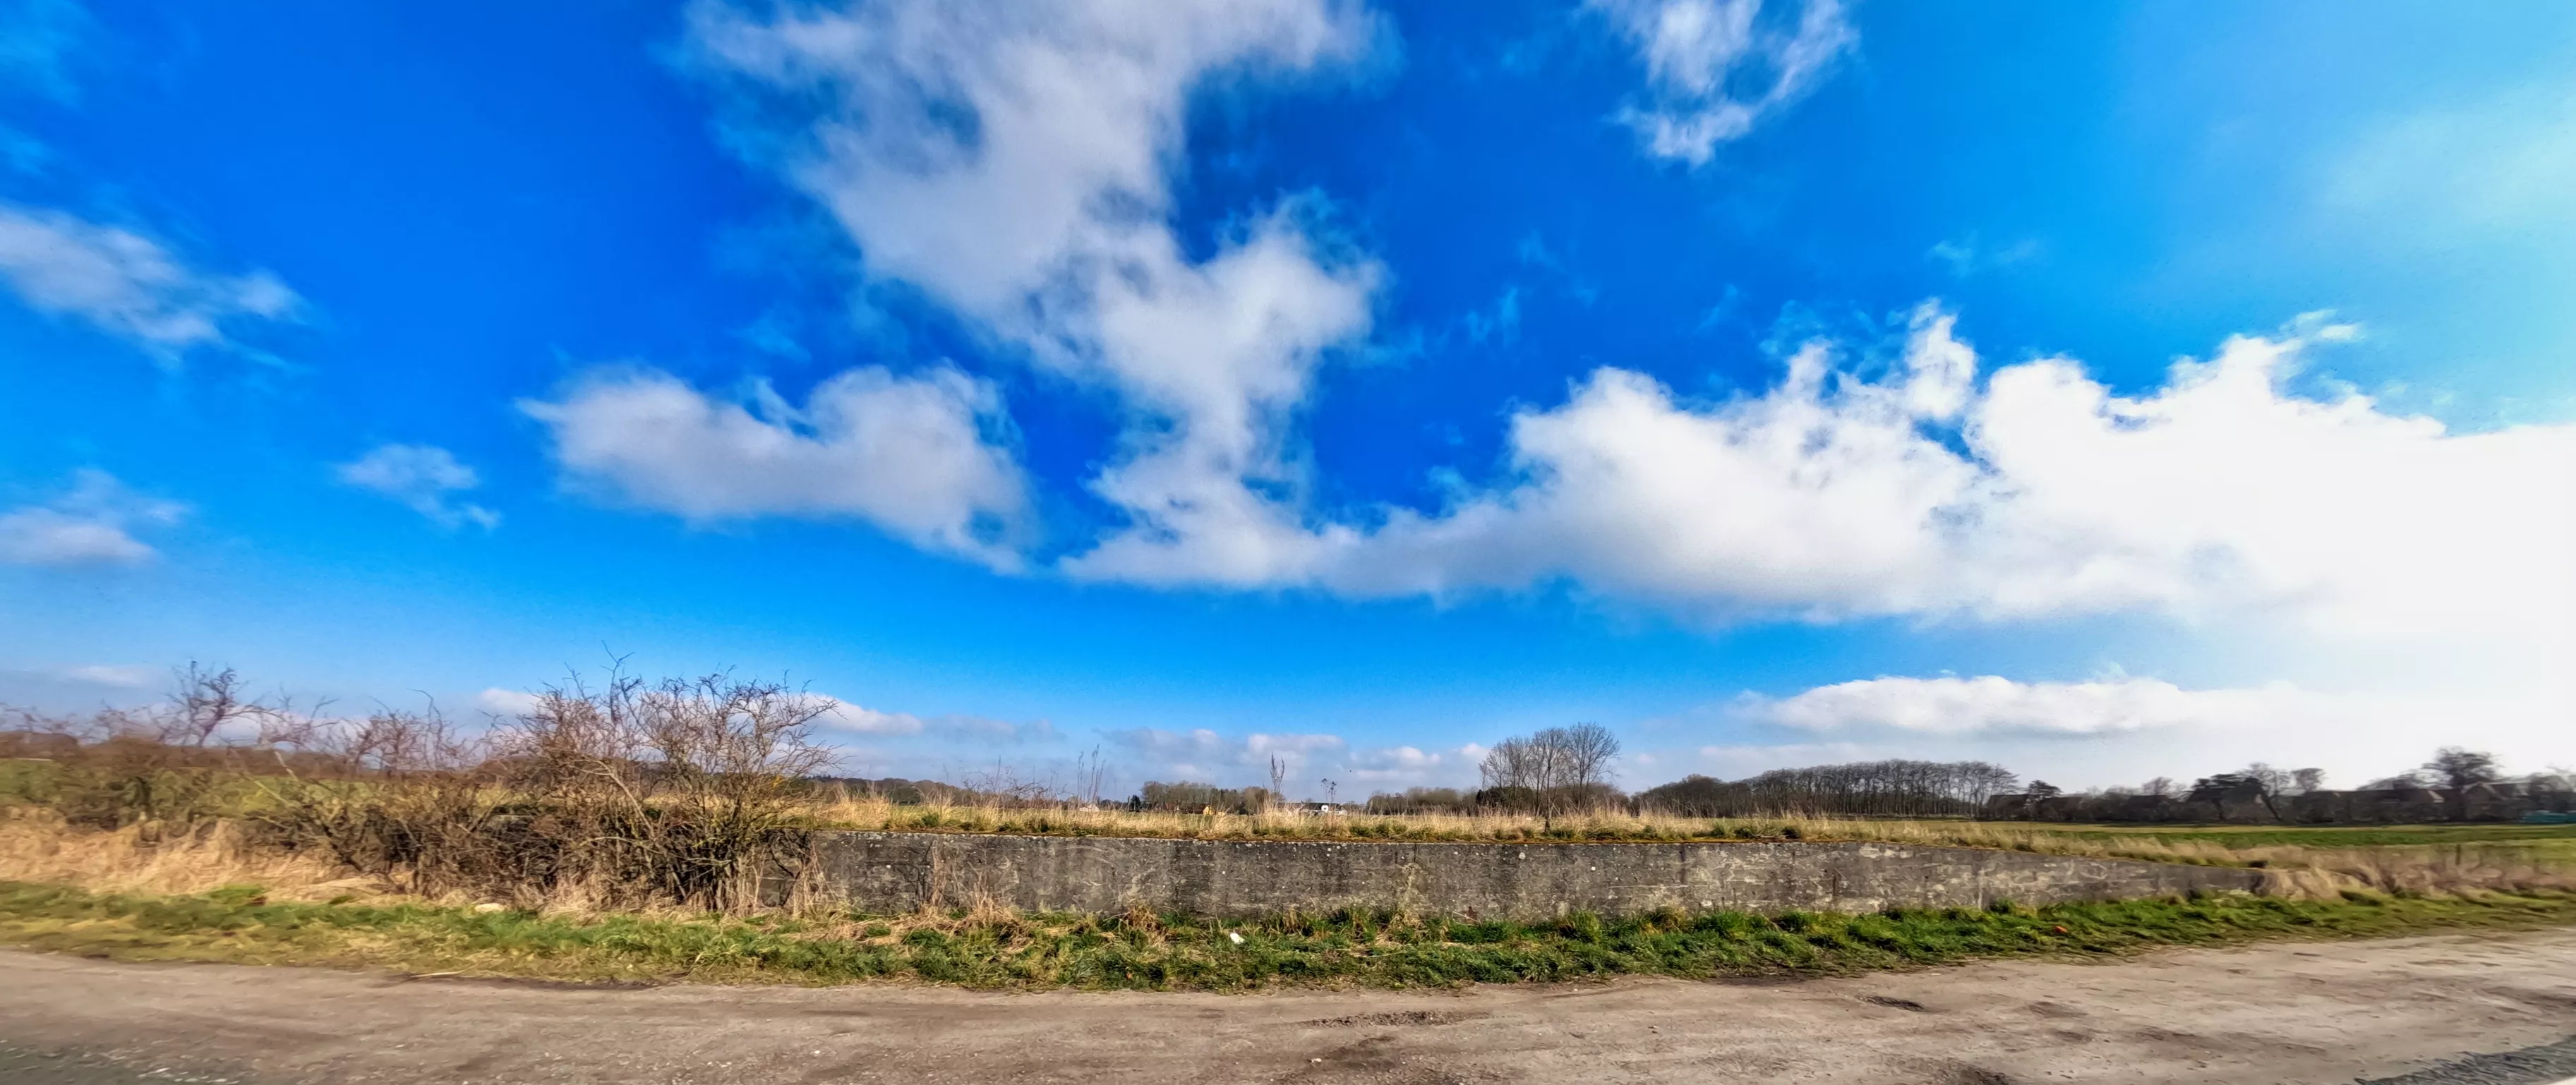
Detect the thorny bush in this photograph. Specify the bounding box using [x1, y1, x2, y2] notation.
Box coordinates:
[1, 663, 838, 914]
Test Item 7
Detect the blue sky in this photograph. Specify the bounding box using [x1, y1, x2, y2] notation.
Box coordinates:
[2, 0, 2570, 796]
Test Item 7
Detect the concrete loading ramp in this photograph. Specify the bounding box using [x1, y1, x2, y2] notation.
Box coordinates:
[810, 832, 2263, 919]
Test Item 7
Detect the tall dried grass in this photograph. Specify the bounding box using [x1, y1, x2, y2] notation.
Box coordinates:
[0, 808, 356, 900]
[793, 796, 2576, 899]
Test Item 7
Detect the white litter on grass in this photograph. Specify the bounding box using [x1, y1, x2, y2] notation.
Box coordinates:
[1227, 931, 1246, 945]
[472, 903, 505, 914]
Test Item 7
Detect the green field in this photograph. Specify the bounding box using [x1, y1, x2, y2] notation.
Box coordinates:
[2008, 823, 2576, 849]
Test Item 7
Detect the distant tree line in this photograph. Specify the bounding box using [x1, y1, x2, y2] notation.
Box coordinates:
[2037, 747, 2572, 805]
[1634, 759, 2021, 818]
[1130, 781, 1280, 813]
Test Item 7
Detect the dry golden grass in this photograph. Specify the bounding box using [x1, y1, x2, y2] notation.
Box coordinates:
[8, 788, 2570, 914]
[0, 808, 365, 902]
[800, 794, 2576, 900]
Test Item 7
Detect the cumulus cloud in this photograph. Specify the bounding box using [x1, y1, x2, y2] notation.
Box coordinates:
[1264, 307, 2571, 651]
[670, 0, 2568, 662]
[1591, 0, 1856, 164]
[335, 444, 500, 530]
[0, 468, 183, 566]
[0, 204, 298, 362]
[685, 0, 1381, 581]
[522, 365, 1028, 567]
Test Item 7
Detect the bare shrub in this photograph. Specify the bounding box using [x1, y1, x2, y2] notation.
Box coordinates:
[480, 667, 837, 911]
[16, 665, 307, 837]
[244, 706, 501, 897]
[3, 662, 841, 914]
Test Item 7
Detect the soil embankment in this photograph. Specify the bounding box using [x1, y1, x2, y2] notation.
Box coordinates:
[2, 928, 2572, 1084]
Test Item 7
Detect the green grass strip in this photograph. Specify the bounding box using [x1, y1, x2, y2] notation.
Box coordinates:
[3, 881, 2572, 991]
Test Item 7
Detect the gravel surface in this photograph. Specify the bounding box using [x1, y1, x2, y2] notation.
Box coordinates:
[2357, 1036, 2576, 1085]
[2, 928, 2574, 1084]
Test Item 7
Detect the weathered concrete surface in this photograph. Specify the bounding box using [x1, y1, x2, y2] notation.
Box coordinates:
[809, 832, 2260, 919]
[6, 931, 2576, 1084]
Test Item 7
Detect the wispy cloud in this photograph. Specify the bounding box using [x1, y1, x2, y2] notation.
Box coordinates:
[0, 0, 92, 102]
[61, 662, 155, 689]
[335, 444, 499, 531]
[1591, 0, 1856, 164]
[1102, 727, 1462, 794]
[0, 468, 183, 566]
[1671, 672, 2572, 792]
[1743, 675, 2318, 737]
[0, 204, 299, 363]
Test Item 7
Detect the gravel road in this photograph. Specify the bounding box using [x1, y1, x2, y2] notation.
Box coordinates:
[1, 928, 2572, 1084]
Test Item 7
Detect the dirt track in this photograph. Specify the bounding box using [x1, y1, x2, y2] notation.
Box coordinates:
[1, 930, 2572, 1084]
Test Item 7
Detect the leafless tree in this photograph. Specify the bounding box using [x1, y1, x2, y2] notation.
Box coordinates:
[2422, 747, 2502, 790]
[2141, 776, 2176, 798]
[1268, 753, 1289, 808]
[1552, 722, 1621, 794]
[2290, 768, 2325, 795]
[1477, 724, 1624, 824]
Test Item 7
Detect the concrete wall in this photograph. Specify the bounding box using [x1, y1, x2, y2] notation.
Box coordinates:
[809, 832, 2260, 920]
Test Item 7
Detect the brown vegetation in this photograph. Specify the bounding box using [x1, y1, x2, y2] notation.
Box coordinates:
[3, 662, 838, 914]
[4, 666, 2571, 921]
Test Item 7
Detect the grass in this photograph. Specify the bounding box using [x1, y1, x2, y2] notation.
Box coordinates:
[799, 792, 2576, 853]
[4, 879, 2572, 990]
[783, 798, 2576, 897]
[13, 758, 2570, 874]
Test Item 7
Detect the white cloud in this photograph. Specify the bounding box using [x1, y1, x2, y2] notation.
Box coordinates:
[1692, 673, 2570, 791]
[1283, 306, 2575, 655]
[522, 365, 1028, 567]
[1747, 675, 2323, 737]
[0, 204, 297, 362]
[819, 700, 927, 737]
[471, 687, 545, 718]
[1591, 0, 1856, 164]
[0, 468, 183, 566]
[335, 444, 499, 530]
[1102, 726, 1459, 793]
[62, 663, 154, 689]
[685, 0, 1382, 581]
[818, 699, 1056, 744]
[672, 0, 2569, 670]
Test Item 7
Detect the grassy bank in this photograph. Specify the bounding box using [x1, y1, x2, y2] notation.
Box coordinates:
[805, 792, 2576, 860]
[790, 799, 2576, 897]
[4, 879, 2572, 990]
